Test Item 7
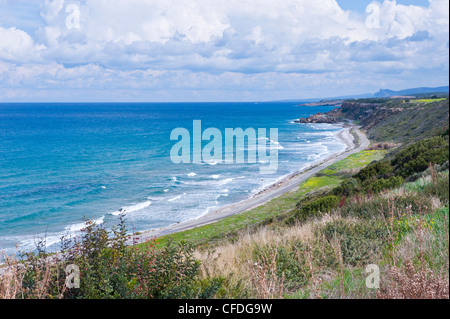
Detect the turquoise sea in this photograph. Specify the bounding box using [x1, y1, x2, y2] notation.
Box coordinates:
[0, 102, 345, 254]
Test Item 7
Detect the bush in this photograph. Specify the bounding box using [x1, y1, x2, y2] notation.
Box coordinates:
[294, 195, 341, 222]
[392, 136, 449, 179]
[422, 172, 449, 204]
[363, 176, 404, 194]
[355, 161, 393, 183]
[252, 243, 310, 291]
[320, 219, 390, 266]
[339, 193, 434, 220]
[18, 215, 222, 299]
[332, 178, 360, 197]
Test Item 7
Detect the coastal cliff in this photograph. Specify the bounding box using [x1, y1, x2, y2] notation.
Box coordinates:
[296, 97, 449, 143]
[294, 112, 339, 124]
[297, 101, 384, 123]
[295, 101, 383, 124]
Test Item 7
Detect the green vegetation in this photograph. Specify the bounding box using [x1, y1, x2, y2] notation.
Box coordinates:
[409, 98, 447, 104]
[366, 98, 449, 143]
[2, 216, 222, 299]
[1, 97, 448, 299]
[193, 167, 449, 299]
[154, 150, 386, 248]
[391, 136, 449, 178]
[294, 195, 341, 222]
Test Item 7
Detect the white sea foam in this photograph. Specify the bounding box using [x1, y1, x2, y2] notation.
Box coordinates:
[210, 174, 221, 179]
[110, 201, 152, 216]
[270, 140, 284, 150]
[168, 193, 187, 202]
[0, 215, 108, 256]
[205, 160, 219, 166]
[66, 215, 105, 232]
[216, 193, 229, 199]
[181, 177, 234, 187]
[216, 178, 234, 186]
[187, 172, 197, 177]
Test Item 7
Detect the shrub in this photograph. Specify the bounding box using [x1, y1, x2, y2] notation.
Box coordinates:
[363, 176, 404, 194]
[355, 161, 393, 183]
[422, 172, 449, 204]
[320, 219, 390, 266]
[392, 136, 449, 179]
[14, 216, 222, 299]
[295, 195, 341, 222]
[252, 243, 310, 291]
[378, 260, 449, 299]
[332, 178, 360, 197]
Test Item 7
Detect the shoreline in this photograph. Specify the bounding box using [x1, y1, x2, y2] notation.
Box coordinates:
[0, 122, 368, 265]
[131, 123, 369, 245]
[0, 122, 360, 259]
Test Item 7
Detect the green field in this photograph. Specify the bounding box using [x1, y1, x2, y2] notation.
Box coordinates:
[409, 98, 447, 104]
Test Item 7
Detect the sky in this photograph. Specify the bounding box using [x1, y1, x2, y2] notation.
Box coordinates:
[0, 0, 448, 102]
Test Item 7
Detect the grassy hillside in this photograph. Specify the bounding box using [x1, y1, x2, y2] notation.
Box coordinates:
[365, 98, 449, 143]
[195, 174, 448, 299]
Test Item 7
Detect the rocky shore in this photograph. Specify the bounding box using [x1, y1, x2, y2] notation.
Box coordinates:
[294, 112, 340, 124]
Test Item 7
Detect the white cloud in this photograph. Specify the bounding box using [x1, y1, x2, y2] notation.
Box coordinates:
[0, 0, 448, 101]
[40, 0, 65, 23]
[0, 26, 45, 61]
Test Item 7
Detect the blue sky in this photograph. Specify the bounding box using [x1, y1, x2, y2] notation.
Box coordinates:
[0, 0, 448, 102]
[338, 0, 430, 12]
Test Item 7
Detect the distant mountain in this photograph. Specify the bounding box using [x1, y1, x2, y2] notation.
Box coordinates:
[373, 86, 449, 98]
[272, 85, 449, 103]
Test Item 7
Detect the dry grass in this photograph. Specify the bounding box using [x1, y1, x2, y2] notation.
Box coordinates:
[194, 214, 341, 298]
[378, 196, 449, 299]
[249, 248, 285, 299]
[0, 247, 66, 299]
[379, 260, 449, 299]
[195, 183, 449, 300]
[0, 247, 25, 299]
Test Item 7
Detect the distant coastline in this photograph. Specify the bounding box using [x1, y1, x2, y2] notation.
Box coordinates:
[299, 100, 343, 107]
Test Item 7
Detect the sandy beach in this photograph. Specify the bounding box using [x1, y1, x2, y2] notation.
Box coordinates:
[131, 124, 370, 245]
